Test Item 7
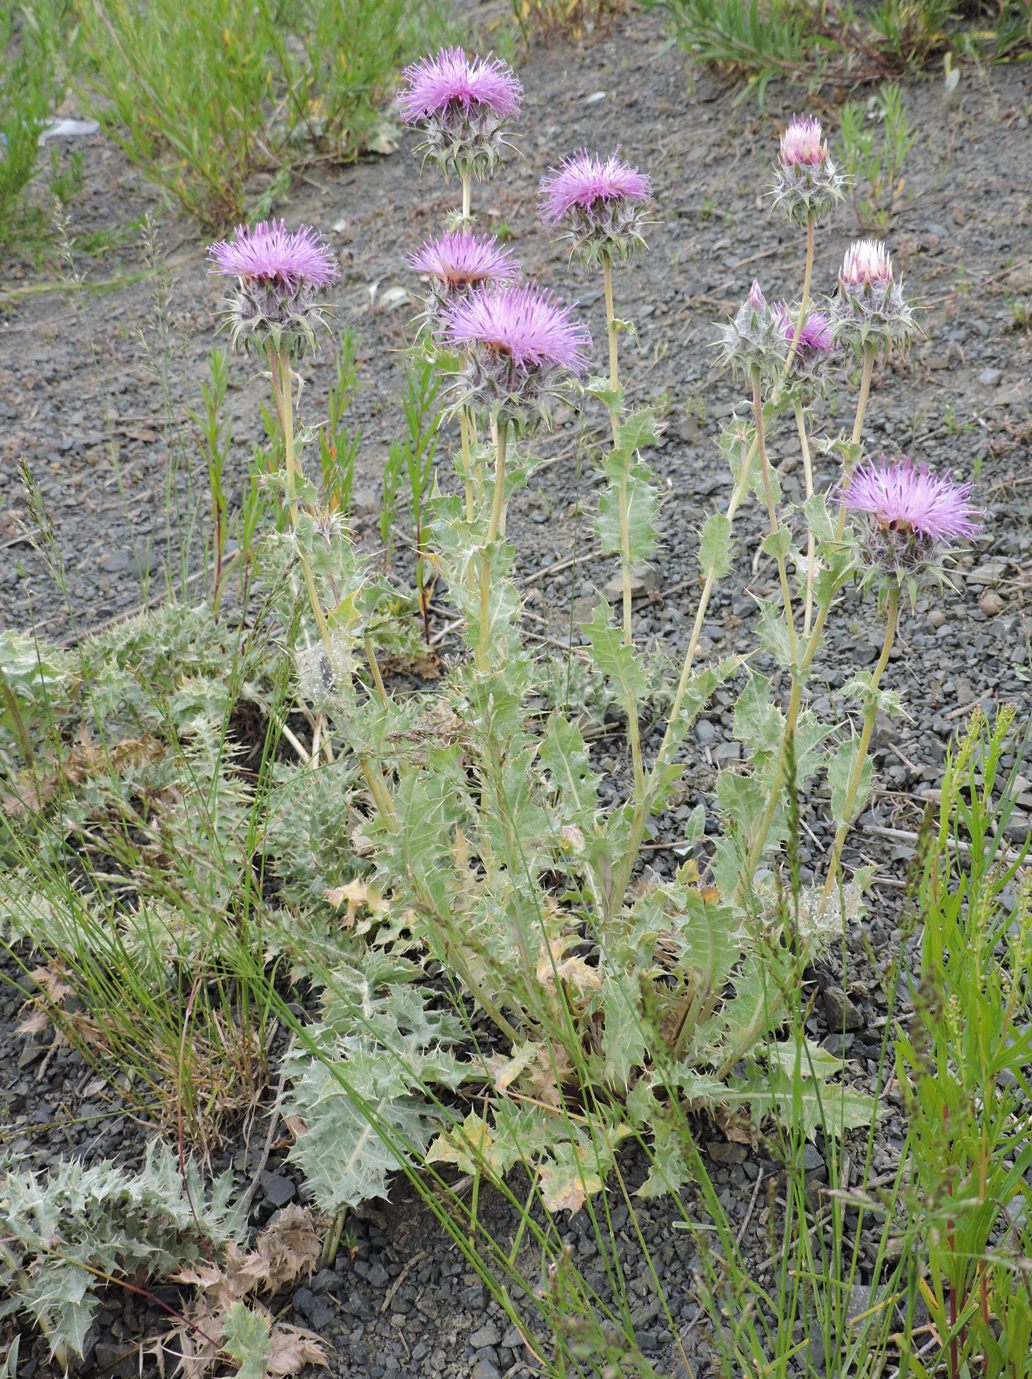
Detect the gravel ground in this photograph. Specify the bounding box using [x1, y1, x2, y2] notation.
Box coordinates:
[1, 3, 1030, 1376]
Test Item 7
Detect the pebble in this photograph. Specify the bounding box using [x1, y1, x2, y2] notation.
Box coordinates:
[978, 366, 1002, 387]
[823, 986, 864, 1032]
[469, 1321, 501, 1349]
[978, 589, 1005, 617]
[927, 608, 946, 628]
[260, 1170, 296, 1207]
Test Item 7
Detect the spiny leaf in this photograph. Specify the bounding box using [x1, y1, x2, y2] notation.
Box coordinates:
[699, 511, 733, 580]
[584, 600, 647, 706]
[222, 1301, 271, 1379]
[828, 735, 872, 829]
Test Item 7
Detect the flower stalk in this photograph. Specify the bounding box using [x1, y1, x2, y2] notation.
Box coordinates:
[476, 414, 508, 672]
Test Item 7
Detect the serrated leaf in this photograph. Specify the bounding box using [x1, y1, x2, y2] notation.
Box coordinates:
[537, 1142, 603, 1216]
[669, 891, 740, 1002]
[596, 462, 659, 564]
[733, 672, 782, 758]
[699, 511, 733, 579]
[727, 1063, 876, 1140]
[600, 969, 648, 1092]
[761, 528, 792, 560]
[828, 735, 872, 828]
[584, 601, 647, 707]
[613, 406, 658, 457]
[539, 713, 599, 824]
[223, 1301, 271, 1379]
[802, 492, 837, 543]
[756, 601, 794, 668]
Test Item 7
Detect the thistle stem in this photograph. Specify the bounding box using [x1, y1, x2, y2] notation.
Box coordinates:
[269, 343, 333, 658]
[461, 169, 472, 224]
[752, 367, 797, 662]
[476, 416, 508, 672]
[602, 251, 621, 449]
[785, 214, 815, 371]
[460, 406, 475, 522]
[821, 585, 899, 904]
[795, 399, 816, 639]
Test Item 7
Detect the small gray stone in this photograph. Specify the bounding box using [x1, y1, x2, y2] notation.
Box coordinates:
[978, 366, 1002, 387]
[469, 1321, 501, 1349]
[260, 1170, 296, 1207]
[472, 1362, 502, 1379]
[713, 741, 742, 766]
[927, 607, 946, 629]
[978, 589, 1005, 617]
[823, 985, 863, 1031]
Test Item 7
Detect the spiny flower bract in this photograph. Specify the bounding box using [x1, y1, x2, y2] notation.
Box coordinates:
[539, 149, 651, 263]
[839, 455, 981, 583]
[836, 238, 914, 351]
[442, 281, 591, 429]
[772, 113, 844, 226]
[717, 280, 783, 382]
[398, 47, 522, 180]
[208, 220, 337, 356]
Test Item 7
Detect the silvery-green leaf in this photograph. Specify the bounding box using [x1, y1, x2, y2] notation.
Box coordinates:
[699, 511, 733, 580]
[828, 736, 872, 828]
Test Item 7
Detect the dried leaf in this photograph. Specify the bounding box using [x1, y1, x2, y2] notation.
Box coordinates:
[324, 878, 388, 929]
[267, 1322, 329, 1375]
[253, 1205, 323, 1292]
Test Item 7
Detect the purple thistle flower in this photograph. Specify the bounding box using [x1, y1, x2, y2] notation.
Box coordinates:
[718, 280, 782, 381]
[408, 230, 518, 291]
[398, 47, 521, 179]
[398, 47, 522, 123]
[442, 281, 591, 429]
[837, 239, 914, 351]
[776, 302, 836, 382]
[208, 220, 338, 287]
[839, 456, 981, 576]
[771, 115, 843, 226]
[539, 150, 651, 263]
[208, 220, 337, 356]
[841, 238, 893, 287]
[779, 115, 827, 168]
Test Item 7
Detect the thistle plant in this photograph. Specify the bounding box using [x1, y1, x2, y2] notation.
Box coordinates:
[397, 46, 522, 224]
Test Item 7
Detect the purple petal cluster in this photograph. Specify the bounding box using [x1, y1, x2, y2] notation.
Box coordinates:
[398, 47, 522, 124]
[539, 150, 650, 263]
[841, 239, 893, 287]
[779, 115, 827, 168]
[208, 220, 337, 287]
[442, 282, 591, 428]
[208, 220, 337, 356]
[408, 230, 518, 290]
[777, 302, 835, 376]
[839, 456, 981, 573]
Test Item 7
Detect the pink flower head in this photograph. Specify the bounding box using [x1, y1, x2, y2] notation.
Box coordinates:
[841, 239, 893, 287]
[398, 47, 522, 124]
[442, 282, 592, 428]
[539, 150, 650, 262]
[779, 115, 827, 168]
[408, 230, 518, 290]
[746, 279, 766, 312]
[208, 220, 337, 287]
[776, 302, 835, 367]
[839, 456, 981, 574]
[208, 220, 337, 356]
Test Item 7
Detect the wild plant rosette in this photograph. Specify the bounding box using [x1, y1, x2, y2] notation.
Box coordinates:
[397, 46, 522, 183]
[208, 219, 338, 357]
[840, 455, 981, 592]
[408, 229, 520, 329]
[539, 149, 651, 264]
[772, 114, 845, 225]
[442, 281, 592, 431]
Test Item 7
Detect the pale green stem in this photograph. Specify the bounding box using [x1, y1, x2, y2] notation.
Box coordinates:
[785, 214, 815, 371]
[364, 634, 389, 710]
[799, 339, 878, 676]
[459, 407, 475, 522]
[795, 399, 816, 639]
[270, 343, 332, 656]
[821, 585, 899, 904]
[752, 367, 797, 662]
[461, 168, 471, 224]
[604, 438, 756, 922]
[603, 251, 621, 449]
[476, 416, 508, 672]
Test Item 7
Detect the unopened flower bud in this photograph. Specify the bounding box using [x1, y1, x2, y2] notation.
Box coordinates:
[772, 115, 845, 225]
